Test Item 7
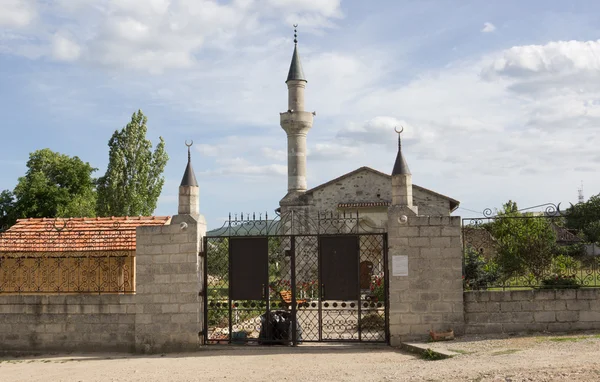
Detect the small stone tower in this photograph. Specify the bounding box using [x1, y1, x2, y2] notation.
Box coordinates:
[178, 142, 199, 216]
[391, 129, 418, 214]
[280, 26, 314, 200]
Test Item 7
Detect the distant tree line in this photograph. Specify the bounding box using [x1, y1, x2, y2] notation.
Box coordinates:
[0, 110, 168, 228]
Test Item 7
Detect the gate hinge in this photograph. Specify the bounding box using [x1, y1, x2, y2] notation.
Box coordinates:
[198, 250, 205, 258]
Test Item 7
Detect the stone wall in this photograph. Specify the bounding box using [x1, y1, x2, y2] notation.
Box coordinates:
[135, 215, 205, 353]
[0, 295, 135, 353]
[387, 207, 464, 345]
[465, 289, 600, 334]
[0, 216, 206, 354]
[305, 168, 453, 218]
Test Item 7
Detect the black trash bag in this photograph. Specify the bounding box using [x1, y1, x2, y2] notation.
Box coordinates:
[258, 311, 292, 345]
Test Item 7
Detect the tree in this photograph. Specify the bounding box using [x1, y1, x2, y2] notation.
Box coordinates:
[566, 193, 600, 243]
[0, 190, 16, 229]
[490, 200, 557, 280]
[96, 110, 168, 217]
[8, 149, 97, 221]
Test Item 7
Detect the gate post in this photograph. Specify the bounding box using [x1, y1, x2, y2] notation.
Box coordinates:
[386, 206, 464, 345]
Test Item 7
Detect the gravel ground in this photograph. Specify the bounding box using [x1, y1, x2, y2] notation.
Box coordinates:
[1, 333, 600, 382]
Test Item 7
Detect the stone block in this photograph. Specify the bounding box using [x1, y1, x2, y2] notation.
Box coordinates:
[555, 289, 577, 300]
[544, 300, 566, 311]
[464, 291, 490, 302]
[579, 311, 600, 322]
[489, 292, 510, 302]
[566, 300, 590, 311]
[420, 292, 440, 301]
[466, 312, 490, 324]
[420, 226, 441, 237]
[410, 302, 428, 313]
[420, 248, 441, 258]
[408, 237, 430, 247]
[430, 237, 452, 248]
[169, 254, 188, 263]
[443, 292, 463, 302]
[422, 314, 442, 324]
[511, 312, 533, 323]
[502, 323, 529, 333]
[500, 301, 521, 312]
[441, 226, 461, 237]
[534, 311, 556, 322]
[485, 302, 501, 313]
[556, 311, 579, 322]
[162, 304, 180, 313]
[533, 291, 556, 300]
[179, 303, 199, 313]
[431, 302, 453, 313]
[546, 322, 573, 332]
[161, 244, 181, 254]
[577, 289, 600, 300]
[400, 314, 421, 324]
[151, 234, 174, 245]
[510, 290, 534, 301]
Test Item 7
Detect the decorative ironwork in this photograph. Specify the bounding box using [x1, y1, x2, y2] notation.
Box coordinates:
[204, 209, 388, 345]
[462, 206, 600, 290]
[0, 221, 135, 294]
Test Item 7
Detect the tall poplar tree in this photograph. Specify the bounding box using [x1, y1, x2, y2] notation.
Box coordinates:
[96, 110, 169, 217]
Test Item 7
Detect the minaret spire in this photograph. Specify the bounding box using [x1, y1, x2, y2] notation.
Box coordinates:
[391, 127, 417, 213]
[280, 25, 314, 200]
[178, 140, 199, 216]
[392, 127, 410, 175]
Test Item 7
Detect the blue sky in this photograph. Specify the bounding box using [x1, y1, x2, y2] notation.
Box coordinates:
[1, 0, 600, 228]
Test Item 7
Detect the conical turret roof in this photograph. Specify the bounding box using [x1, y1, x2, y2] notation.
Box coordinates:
[392, 133, 411, 176]
[286, 44, 306, 82]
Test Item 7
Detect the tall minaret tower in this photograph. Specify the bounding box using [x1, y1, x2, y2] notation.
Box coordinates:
[280, 25, 314, 200]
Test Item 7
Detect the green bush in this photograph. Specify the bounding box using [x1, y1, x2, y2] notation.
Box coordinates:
[540, 274, 580, 289]
[463, 247, 499, 290]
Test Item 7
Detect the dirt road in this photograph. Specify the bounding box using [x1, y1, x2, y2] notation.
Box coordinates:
[2, 333, 600, 381]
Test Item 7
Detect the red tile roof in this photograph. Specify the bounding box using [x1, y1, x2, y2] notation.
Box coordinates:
[338, 202, 391, 208]
[0, 216, 170, 253]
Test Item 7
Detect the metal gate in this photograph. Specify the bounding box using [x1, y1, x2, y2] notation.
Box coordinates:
[203, 210, 388, 345]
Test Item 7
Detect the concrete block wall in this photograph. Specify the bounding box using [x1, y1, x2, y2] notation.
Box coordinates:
[0, 295, 135, 353]
[135, 215, 205, 353]
[465, 289, 600, 334]
[387, 206, 464, 345]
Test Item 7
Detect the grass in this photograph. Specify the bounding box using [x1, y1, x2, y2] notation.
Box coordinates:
[421, 348, 445, 361]
[491, 349, 520, 356]
[448, 348, 474, 355]
[545, 334, 600, 342]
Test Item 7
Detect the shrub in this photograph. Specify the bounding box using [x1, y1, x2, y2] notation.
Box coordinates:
[540, 274, 580, 289]
[463, 247, 499, 290]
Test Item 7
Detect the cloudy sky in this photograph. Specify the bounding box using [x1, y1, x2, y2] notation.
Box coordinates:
[1, 0, 599, 228]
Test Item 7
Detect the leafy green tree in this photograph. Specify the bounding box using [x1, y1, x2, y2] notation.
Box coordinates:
[96, 110, 168, 217]
[0, 190, 16, 228]
[566, 193, 600, 243]
[490, 200, 557, 280]
[9, 149, 97, 220]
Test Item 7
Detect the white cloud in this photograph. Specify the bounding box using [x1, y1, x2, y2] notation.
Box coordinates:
[51, 34, 81, 61]
[481, 22, 496, 33]
[0, 0, 343, 72]
[0, 0, 36, 28]
[202, 157, 286, 177]
[483, 40, 600, 78]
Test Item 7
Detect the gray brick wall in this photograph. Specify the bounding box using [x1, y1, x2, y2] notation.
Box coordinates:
[465, 289, 600, 334]
[135, 216, 204, 353]
[0, 295, 135, 353]
[387, 207, 464, 345]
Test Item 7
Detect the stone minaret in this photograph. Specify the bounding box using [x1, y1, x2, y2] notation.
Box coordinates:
[280, 26, 314, 199]
[178, 142, 199, 216]
[391, 129, 418, 214]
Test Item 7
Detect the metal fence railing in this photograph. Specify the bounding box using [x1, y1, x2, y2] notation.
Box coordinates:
[462, 206, 600, 290]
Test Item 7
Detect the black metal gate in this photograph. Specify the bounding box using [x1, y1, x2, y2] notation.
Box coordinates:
[203, 210, 388, 345]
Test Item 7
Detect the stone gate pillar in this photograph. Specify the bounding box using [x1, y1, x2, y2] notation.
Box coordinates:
[387, 206, 464, 345]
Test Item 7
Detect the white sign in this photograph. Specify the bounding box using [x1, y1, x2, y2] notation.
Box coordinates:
[392, 255, 408, 277]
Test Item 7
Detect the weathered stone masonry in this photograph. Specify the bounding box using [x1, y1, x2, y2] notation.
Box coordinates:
[387, 207, 465, 345]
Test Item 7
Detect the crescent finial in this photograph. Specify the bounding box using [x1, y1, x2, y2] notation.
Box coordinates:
[185, 140, 193, 148]
[394, 126, 404, 134]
